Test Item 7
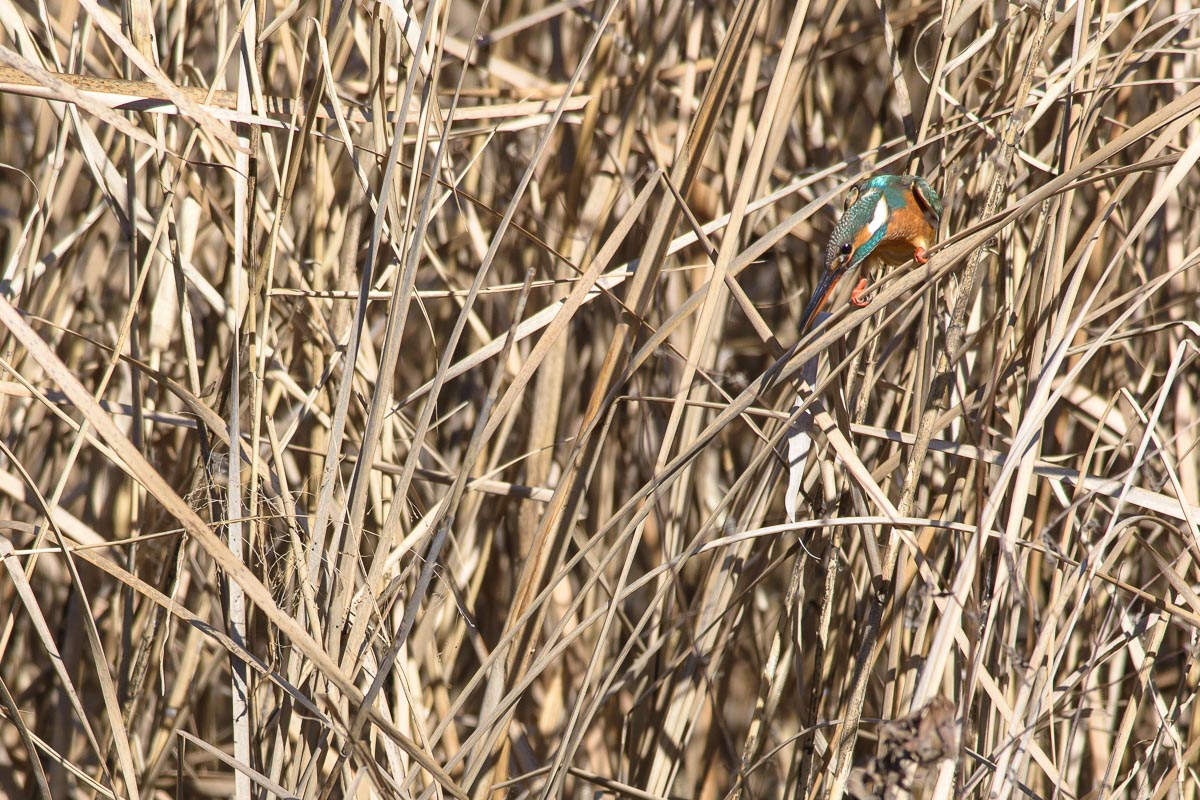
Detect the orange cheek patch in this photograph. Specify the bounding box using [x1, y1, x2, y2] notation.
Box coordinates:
[851, 225, 875, 252]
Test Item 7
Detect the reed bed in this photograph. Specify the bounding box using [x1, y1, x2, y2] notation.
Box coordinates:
[0, 0, 1197, 797]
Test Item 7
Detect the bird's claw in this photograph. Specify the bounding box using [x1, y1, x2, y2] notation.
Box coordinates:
[914, 247, 930, 265]
[850, 278, 871, 307]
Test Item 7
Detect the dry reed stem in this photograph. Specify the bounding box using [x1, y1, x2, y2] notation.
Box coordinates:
[0, 1, 1197, 799]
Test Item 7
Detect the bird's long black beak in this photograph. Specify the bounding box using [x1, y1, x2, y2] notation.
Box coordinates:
[800, 260, 849, 333]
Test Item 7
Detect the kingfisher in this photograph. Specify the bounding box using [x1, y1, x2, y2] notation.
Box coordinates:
[800, 174, 944, 333]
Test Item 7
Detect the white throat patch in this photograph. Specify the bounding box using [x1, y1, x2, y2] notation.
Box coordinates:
[866, 196, 889, 236]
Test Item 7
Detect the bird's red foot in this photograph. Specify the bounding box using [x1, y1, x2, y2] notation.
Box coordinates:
[850, 278, 871, 307]
[914, 247, 930, 264]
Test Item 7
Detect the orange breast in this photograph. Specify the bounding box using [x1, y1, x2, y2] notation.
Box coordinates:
[872, 204, 936, 266]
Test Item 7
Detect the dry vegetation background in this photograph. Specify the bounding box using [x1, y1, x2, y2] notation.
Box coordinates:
[0, 0, 1198, 797]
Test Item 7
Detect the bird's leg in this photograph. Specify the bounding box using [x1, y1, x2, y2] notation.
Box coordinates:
[913, 246, 930, 264]
[851, 261, 876, 307]
[850, 278, 871, 307]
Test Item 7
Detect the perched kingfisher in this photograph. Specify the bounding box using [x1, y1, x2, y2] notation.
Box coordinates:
[800, 174, 944, 333]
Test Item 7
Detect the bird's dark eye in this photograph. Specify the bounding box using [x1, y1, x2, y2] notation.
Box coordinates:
[840, 242, 852, 256]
